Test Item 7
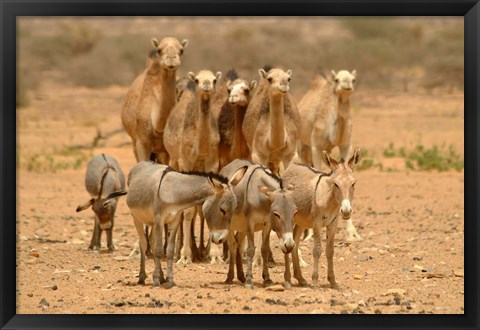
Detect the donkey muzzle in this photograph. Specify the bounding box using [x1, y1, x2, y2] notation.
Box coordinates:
[211, 230, 229, 244]
[99, 221, 112, 230]
[340, 199, 352, 219]
[279, 233, 295, 254]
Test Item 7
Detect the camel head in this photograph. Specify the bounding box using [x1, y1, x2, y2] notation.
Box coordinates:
[226, 79, 257, 106]
[151, 37, 189, 71]
[188, 70, 222, 99]
[258, 68, 292, 95]
[331, 70, 357, 96]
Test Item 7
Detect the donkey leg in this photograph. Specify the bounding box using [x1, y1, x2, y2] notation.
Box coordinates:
[235, 232, 247, 283]
[177, 208, 195, 264]
[152, 220, 165, 287]
[252, 231, 263, 267]
[106, 225, 115, 252]
[133, 217, 148, 285]
[326, 220, 339, 289]
[225, 231, 237, 284]
[292, 225, 308, 286]
[245, 230, 255, 289]
[165, 215, 182, 288]
[311, 222, 323, 286]
[284, 252, 292, 289]
[89, 217, 101, 250]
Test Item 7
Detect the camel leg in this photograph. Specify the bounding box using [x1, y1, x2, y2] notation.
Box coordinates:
[261, 225, 273, 287]
[311, 145, 325, 171]
[326, 219, 339, 289]
[177, 207, 196, 264]
[298, 142, 312, 166]
[244, 227, 256, 289]
[292, 225, 308, 286]
[311, 221, 323, 286]
[133, 217, 148, 285]
[284, 252, 292, 289]
[345, 218, 362, 242]
[152, 219, 165, 287]
[165, 215, 182, 289]
[135, 139, 152, 162]
[106, 218, 115, 251]
[225, 231, 237, 284]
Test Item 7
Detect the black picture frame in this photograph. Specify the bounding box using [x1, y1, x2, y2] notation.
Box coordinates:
[1, 1, 478, 329]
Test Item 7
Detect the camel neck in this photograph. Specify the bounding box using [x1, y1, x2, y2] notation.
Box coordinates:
[269, 92, 286, 150]
[196, 97, 212, 156]
[337, 97, 350, 118]
[233, 105, 248, 158]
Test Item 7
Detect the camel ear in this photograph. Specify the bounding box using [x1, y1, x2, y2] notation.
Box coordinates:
[258, 69, 268, 79]
[76, 198, 94, 212]
[215, 71, 222, 81]
[188, 72, 196, 82]
[151, 38, 159, 48]
[352, 70, 357, 78]
[259, 186, 274, 199]
[286, 184, 295, 191]
[208, 177, 225, 194]
[331, 70, 337, 80]
[348, 148, 361, 170]
[226, 80, 233, 91]
[181, 39, 189, 48]
[250, 80, 257, 89]
[322, 151, 338, 170]
[286, 69, 292, 77]
[229, 165, 248, 187]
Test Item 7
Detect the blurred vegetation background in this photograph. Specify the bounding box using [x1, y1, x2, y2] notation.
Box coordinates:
[17, 16, 463, 107]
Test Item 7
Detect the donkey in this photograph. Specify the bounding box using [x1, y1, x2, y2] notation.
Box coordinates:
[220, 159, 297, 289]
[282, 149, 361, 288]
[109, 160, 247, 288]
[76, 154, 126, 251]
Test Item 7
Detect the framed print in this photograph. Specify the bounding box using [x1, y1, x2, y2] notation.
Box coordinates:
[1, 0, 478, 329]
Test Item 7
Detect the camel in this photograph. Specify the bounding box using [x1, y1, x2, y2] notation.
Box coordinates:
[121, 37, 189, 164]
[212, 70, 257, 169]
[283, 149, 361, 288]
[242, 67, 301, 177]
[164, 69, 222, 264]
[297, 69, 361, 241]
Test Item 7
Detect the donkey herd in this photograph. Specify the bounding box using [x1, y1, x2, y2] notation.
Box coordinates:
[76, 36, 362, 291]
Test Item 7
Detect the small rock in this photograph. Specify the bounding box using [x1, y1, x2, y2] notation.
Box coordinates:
[383, 288, 406, 297]
[107, 284, 112, 289]
[374, 309, 382, 314]
[71, 239, 84, 245]
[454, 270, 464, 277]
[29, 252, 40, 258]
[52, 285, 57, 291]
[39, 298, 49, 307]
[27, 293, 33, 297]
[113, 256, 129, 261]
[145, 293, 150, 298]
[358, 300, 366, 307]
[338, 257, 345, 262]
[197, 294, 202, 299]
[310, 308, 326, 314]
[414, 264, 424, 270]
[113, 301, 125, 307]
[413, 256, 423, 261]
[243, 305, 251, 311]
[93, 265, 101, 270]
[265, 284, 284, 292]
[353, 274, 363, 280]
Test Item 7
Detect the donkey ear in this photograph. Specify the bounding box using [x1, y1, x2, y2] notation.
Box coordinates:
[208, 177, 225, 193]
[229, 165, 248, 187]
[250, 80, 257, 89]
[188, 72, 197, 82]
[181, 39, 189, 49]
[348, 148, 361, 170]
[76, 198, 94, 212]
[151, 38, 160, 48]
[322, 151, 338, 170]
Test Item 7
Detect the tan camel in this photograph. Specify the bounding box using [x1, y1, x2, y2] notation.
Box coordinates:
[213, 70, 257, 169]
[297, 70, 360, 241]
[121, 37, 189, 164]
[164, 69, 222, 264]
[242, 67, 301, 176]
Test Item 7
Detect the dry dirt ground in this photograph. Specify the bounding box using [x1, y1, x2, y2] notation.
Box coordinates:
[16, 84, 464, 314]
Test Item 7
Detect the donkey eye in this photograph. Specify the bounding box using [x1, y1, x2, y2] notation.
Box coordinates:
[219, 208, 226, 216]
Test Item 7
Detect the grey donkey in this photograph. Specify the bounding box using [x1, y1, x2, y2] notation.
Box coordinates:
[220, 159, 297, 289]
[108, 160, 247, 288]
[76, 154, 126, 251]
[283, 149, 361, 289]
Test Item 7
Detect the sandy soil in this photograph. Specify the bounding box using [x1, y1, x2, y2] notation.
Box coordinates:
[16, 84, 464, 314]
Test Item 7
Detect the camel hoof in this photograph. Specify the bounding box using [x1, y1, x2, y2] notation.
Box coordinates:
[210, 256, 225, 265]
[346, 234, 363, 242]
[176, 256, 192, 265]
[263, 279, 274, 287]
[252, 258, 262, 268]
[299, 259, 309, 268]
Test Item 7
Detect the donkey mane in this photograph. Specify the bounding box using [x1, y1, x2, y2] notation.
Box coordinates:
[179, 170, 229, 184]
[225, 69, 239, 81]
[259, 165, 283, 188]
[295, 162, 332, 177]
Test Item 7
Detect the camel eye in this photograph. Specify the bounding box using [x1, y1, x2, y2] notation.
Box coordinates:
[335, 79, 339, 83]
[267, 77, 273, 83]
[157, 49, 162, 55]
[195, 78, 199, 84]
[213, 79, 217, 84]
[287, 77, 291, 82]
[352, 79, 356, 83]
[179, 49, 184, 55]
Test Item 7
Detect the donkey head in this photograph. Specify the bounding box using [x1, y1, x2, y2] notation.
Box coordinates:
[259, 184, 297, 253]
[322, 149, 361, 220]
[76, 197, 117, 230]
[203, 166, 248, 244]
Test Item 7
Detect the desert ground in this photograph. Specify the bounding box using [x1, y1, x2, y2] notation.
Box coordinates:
[16, 81, 464, 314]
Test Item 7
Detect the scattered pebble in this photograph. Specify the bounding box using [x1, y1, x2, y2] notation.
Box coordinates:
[52, 285, 57, 291]
[453, 270, 464, 277]
[265, 284, 284, 292]
[39, 298, 49, 307]
[353, 274, 363, 280]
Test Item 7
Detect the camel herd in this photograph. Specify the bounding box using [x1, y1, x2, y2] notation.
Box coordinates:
[76, 36, 362, 290]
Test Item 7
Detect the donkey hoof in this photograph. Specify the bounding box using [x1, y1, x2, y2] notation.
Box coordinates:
[330, 282, 339, 290]
[284, 282, 292, 290]
[238, 274, 246, 283]
[224, 278, 234, 285]
[245, 283, 254, 289]
[152, 280, 161, 287]
[108, 246, 116, 252]
[163, 281, 176, 289]
[298, 279, 308, 287]
[89, 245, 100, 251]
[137, 278, 146, 285]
